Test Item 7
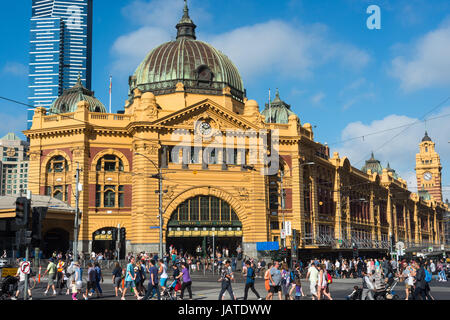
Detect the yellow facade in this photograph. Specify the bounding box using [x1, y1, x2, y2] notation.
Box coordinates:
[23, 3, 448, 258]
[23, 87, 448, 257]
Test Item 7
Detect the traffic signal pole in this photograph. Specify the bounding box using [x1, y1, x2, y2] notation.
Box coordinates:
[73, 163, 81, 263]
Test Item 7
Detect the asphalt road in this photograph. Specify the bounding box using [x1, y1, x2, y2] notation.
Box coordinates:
[7, 271, 450, 301]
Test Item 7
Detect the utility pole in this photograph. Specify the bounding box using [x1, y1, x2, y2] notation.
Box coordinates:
[158, 166, 163, 259]
[280, 169, 285, 248]
[73, 163, 81, 263]
[24, 190, 31, 301]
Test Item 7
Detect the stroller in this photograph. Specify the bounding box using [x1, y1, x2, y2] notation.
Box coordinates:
[0, 276, 18, 300]
[161, 280, 177, 300]
[374, 277, 400, 300]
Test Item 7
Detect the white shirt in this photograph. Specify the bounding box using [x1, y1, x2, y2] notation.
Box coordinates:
[430, 263, 436, 272]
[335, 261, 340, 268]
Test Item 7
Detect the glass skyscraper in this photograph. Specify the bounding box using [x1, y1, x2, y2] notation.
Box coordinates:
[28, 0, 93, 129]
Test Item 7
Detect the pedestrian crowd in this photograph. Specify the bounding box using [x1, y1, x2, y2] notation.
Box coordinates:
[6, 246, 450, 301]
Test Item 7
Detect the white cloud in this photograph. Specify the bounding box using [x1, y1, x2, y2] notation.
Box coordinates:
[111, 26, 171, 75]
[207, 20, 370, 81]
[1, 62, 27, 77]
[390, 18, 450, 91]
[311, 92, 325, 105]
[334, 106, 450, 200]
[110, 1, 370, 82]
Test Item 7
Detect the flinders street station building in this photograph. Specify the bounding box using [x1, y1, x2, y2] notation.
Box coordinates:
[22, 4, 448, 259]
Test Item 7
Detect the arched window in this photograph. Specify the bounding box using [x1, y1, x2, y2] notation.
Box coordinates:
[47, 156, 69, 173]
[96, 155, 124, 172]
[104, 186, 116, 208]
[169, 196, 240, 223]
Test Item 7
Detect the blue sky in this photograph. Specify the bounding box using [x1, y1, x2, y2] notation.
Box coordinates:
[0, 0, 449, 200]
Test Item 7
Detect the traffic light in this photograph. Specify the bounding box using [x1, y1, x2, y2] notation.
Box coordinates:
[120, 227, 126, 241]
[31, 207, 47, 248]
[352, 243, 359, 258]
[15, 197, 30, 226]
[281, 247, 288, 258]
[112, 228, 118, 241]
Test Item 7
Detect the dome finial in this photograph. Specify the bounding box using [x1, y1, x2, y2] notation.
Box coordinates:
[176, 0, 197, 40]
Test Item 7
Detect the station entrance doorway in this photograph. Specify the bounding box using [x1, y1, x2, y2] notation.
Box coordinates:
[166, 195, 243, 257]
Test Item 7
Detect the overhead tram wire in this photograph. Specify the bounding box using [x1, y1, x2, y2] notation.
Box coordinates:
[351, 95, 450, 167]
[327, 112, 450, 147]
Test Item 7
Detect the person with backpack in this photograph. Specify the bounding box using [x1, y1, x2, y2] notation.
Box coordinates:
[243, 261, 262, 300]
[413, 260, 427, 300]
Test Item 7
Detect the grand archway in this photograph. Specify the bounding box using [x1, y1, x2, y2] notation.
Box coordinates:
[166, 195, 243, 257]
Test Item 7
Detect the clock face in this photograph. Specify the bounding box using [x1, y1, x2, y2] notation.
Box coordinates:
[199, 121, 212, 136]
[423, 172, 432, 181]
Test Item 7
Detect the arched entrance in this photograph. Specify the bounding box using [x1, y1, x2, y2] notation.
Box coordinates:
[166, 195, 243, 257]
[92, 227, 123, 259]
[43, 228, 69, 258]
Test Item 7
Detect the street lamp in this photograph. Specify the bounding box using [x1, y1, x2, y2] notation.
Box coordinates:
[135, 152, 164, 258]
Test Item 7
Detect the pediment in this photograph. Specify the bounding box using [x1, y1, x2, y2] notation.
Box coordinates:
[152, 99, 260, 132]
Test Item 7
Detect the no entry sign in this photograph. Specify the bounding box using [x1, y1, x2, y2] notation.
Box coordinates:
[20, 261, 31, 275]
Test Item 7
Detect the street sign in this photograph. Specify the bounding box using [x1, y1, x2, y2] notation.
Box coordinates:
[280, 229, 286, 239]
[20, 261, 31, 275]
[284, 221, 292, 236]
[395, 241, 405, 251]
[149, 226, 160, 229]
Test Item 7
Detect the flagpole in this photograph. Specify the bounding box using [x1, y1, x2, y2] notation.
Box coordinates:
[109, 75, 112, 113]
[269, 88, 271, 123]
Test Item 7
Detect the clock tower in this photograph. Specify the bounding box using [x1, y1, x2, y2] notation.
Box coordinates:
[415, 131, 443, 202]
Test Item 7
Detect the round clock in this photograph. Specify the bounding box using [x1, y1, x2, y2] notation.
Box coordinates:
[198, 121, 212, 136]
[423, 172, 432, 181]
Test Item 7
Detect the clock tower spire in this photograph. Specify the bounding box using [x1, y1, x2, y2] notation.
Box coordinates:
[415, 131, 443, 202]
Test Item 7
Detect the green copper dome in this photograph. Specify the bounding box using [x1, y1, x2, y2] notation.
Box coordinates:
[128, 1, 244, 102]
[49, 77, 106, 115]
[361, 152, 383, 175]
[261, 90, 296, 124]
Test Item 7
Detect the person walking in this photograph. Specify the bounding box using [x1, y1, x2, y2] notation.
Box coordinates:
[71, 261, 87, 300]
[112, 262, 123, 297]
[264, 262, 272, 299]
[144, 259, 160, 300]
[218, 260, 235, 300]
[243, 260, 262, 300]
[86, 262, 98, 299]
[121, 256, 143, 300]
[11, 260, 33, 300]
[412, 260, 427, 300]
[289, 263, 301, 297]
[172, 263, 182, 299]
[159, 258, 169, 295]
[267, 261, 282, 301]
[361, 270, 375, 300]
[280, 263, 291, 300]
[43, 258, 57, 296]
[178, 262, 193, 300]
[94, 262, 104, 298]
[318, 264, 333, 300]
[306, 262, 319, 300]
[55, 259, 66, 295]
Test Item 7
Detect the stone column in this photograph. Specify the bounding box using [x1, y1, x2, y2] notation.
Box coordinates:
[333, 169, 342, 249]
[310, 170, 318, 244]
[291, 157, 304, 247]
